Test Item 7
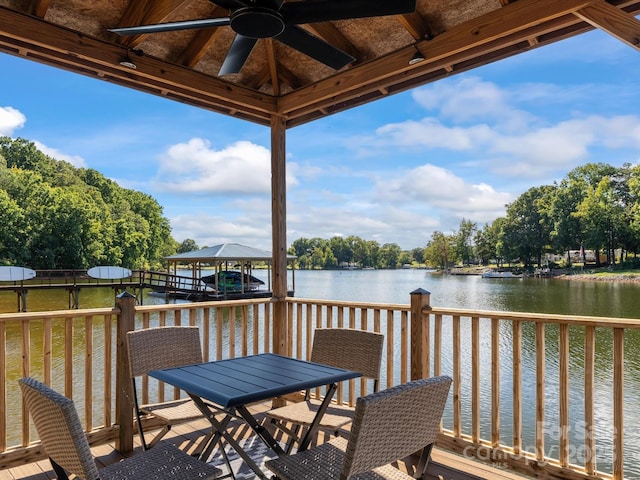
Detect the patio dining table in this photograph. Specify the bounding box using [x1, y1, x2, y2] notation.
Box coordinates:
[148, 352, 362, 479]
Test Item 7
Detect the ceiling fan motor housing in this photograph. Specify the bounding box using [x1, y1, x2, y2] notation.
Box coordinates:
[230, 7, 285, 38]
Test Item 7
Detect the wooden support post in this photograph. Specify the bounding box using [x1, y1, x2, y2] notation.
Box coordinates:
[410, 288, 431, 380]
[270, 115, 288, 357]
[115, 291, 136, 453]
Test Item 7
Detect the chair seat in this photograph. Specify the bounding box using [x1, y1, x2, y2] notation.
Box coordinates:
[141, 398, 205, 423]
[267, 399, 355, 430]
[99, 444, 221, 480]
[265, 437, 413, 480]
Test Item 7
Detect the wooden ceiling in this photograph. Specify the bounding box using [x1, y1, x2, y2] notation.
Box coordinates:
[1, 0, 639, 128]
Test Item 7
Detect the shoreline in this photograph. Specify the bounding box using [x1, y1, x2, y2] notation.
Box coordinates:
[447, 267, 640, 283]
[556, 272, 640, 283]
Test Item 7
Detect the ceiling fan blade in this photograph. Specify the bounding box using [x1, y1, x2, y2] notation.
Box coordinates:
[110, 18, 230, 36]
[276, 26, 354, 70]
[281, 0, 416, 25]
[219, 35, 258, 75]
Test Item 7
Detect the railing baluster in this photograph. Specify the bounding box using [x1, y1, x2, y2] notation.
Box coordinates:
[471, 316, 480, 443]
[400, 310, 408, 384]
[536, 322, 545, 462]
[452, 315, 461, 437]
[241, 305, 248, 357]
[386, 309, 394, 389]
[512, 319, 522, 454]
[559, 323, 569, 467]
[104, 313, 113, 427]
[613, 328, 624, 480]
[584, 325, 596, 475]
[1, 321, 7, 451]
[85, 315, 93, 431]
[491, 316, 500, 447]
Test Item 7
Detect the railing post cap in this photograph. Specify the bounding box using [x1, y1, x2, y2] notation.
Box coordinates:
[410, 288, 431, 295]
[116, 290, 136, 299]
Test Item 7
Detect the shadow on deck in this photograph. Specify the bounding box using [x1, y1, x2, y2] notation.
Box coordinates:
[0, 402, 531, 480]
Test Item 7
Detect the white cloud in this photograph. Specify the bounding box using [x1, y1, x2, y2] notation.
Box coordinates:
[154, 138, 298, 195]
[170, 213, 272, 248]
[378, 164, 512, 217]
[33, 141, 87, 167]
[375, 118, 493, 150]
[0, 106, 26, 135]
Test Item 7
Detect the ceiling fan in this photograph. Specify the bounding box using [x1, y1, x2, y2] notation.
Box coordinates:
[110, 0, 416, 76]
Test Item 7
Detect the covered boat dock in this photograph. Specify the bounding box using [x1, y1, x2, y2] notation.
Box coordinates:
[162, 243, 296, 300]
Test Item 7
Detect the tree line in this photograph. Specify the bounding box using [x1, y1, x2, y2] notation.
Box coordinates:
[0, 137, 177, 270]
[425, 162, 640, 270]
[288, 237, 424, 269]
[3, 137, 637, 272]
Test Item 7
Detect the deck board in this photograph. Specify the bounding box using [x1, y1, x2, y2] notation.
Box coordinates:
[1, 402, 532, 480]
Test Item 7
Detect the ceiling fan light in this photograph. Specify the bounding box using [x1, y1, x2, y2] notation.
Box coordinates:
[409, 50, 425, 65]
[119, 58, 137, 69]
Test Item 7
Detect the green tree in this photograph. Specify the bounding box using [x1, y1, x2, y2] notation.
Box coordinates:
[424, 231, 455, 270]
[455, 218, 477, 265]
[500, 186, 554, 267]
[177, 239, 199, 253]
[378, 243, 401, 269]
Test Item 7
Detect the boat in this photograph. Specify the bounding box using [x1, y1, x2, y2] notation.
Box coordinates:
[201, 271, 265, 292]
[481, 270, 523, 279]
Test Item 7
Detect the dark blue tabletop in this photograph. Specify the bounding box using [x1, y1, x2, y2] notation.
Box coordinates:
[148, 353, 362, 408]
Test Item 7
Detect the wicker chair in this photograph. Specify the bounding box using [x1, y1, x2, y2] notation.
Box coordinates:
[19, 377, 221, 480]
[265, 375, 452, 480]
[266, 328, 384, 452]
[127, 326, 210, 450]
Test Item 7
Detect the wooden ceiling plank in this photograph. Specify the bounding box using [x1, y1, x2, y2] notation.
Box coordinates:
[0, 7, 276, 118]
[575, 0, 640, 50]
[178, 28, 223, 67]
[279, 0, 594, 116]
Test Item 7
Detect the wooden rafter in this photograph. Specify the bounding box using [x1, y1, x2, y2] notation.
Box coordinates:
[575, 0, 640, 50]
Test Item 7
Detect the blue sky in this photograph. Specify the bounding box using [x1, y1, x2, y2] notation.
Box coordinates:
[1, 29, 640, 252]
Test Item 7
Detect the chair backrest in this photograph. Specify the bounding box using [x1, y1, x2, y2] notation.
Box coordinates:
[340, 375, 452, 480]
[127, 326, 203, 377]
[19, 377, 100, 480]
[310, 328, 384, 382]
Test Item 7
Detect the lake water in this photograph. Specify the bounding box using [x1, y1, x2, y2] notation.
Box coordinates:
[2, 269, 639, 476]
[3, 269, 640, 318]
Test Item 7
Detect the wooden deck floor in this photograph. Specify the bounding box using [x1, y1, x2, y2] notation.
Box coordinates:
[0, 402, 531, 480]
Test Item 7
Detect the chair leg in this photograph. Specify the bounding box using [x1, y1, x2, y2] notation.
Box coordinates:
[49, 458, 70, 480]
[147, 425, 171, 449]
[414, 444, 434, 479]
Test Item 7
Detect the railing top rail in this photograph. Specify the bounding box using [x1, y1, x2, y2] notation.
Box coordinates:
[0, 307, 119, 323]
[430, 306, 640, 328]
[285, 296, 410, 311]
[134, 297, 272, 313]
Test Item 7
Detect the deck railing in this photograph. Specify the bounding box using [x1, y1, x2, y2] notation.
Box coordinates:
[1, 291, 638, 479]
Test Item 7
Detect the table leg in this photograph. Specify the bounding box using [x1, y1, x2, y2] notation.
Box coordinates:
[236, 405, 286, 456]
[297, 383, 338, 452]
[190, 395, 269, 479]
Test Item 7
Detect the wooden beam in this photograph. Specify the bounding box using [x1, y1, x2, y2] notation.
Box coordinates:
[270, 115, 288, 357]
[398, 11, 431, 41]
[575, 0, 640, 50]
[29, 0, 50, 18]
[266, 39, 280, 96]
